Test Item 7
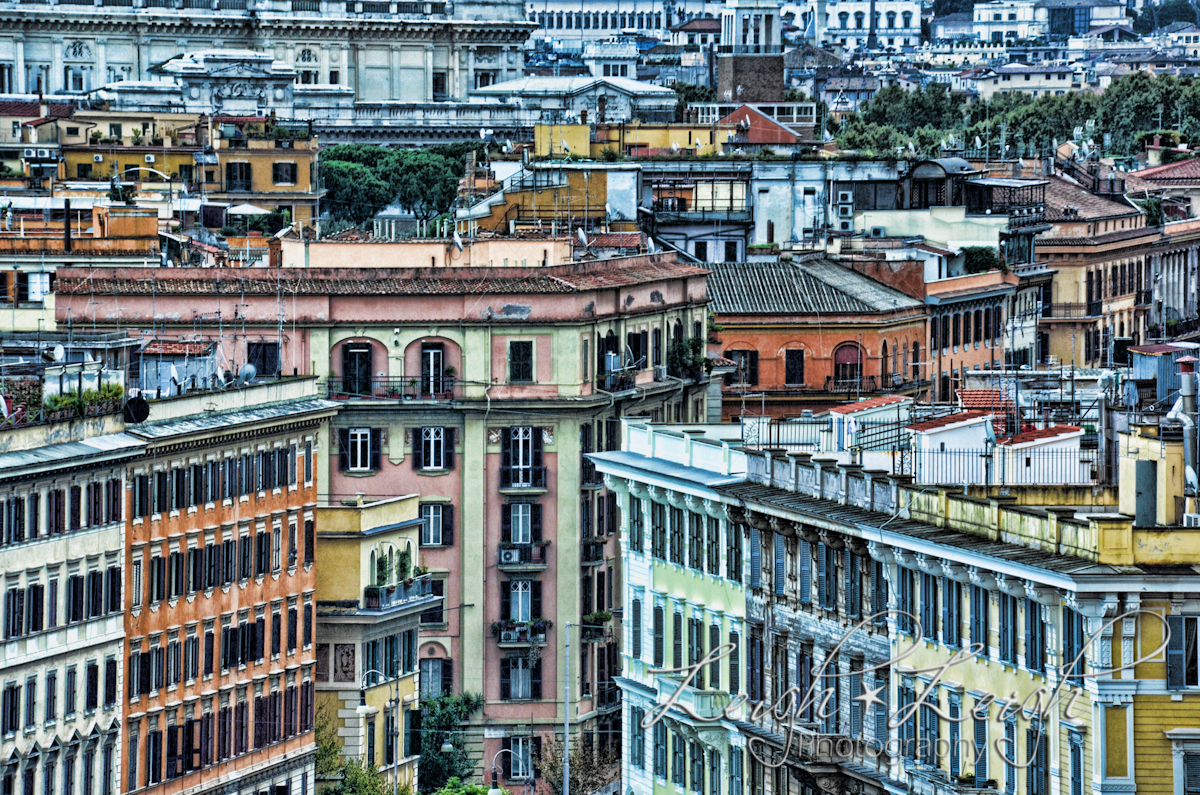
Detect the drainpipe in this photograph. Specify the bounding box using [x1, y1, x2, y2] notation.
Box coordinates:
[1166, 356, 1198, 500]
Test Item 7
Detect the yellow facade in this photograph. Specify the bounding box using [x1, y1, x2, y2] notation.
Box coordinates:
[534, 122, 734, 159]
[211, 122, 320, 224]
[315, 495, 434, 792]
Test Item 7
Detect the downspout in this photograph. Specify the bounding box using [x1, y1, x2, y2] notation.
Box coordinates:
[1166, 360, 1197, 505]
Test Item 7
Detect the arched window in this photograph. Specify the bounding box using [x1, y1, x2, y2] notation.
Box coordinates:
[902, 10, 912, 27]
[892, 340, 899, 378]
[839, 11, 849, 28]
[854, 11, 864, 28]
[881, 340, 889, 378]
[886, 11, 896, 27]
[834, 344, 862, 386]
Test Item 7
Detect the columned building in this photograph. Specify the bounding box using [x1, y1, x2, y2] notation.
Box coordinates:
[0, 0, 532, 102]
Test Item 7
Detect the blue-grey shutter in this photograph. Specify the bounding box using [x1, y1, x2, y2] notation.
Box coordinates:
[749, 528, 761, 589]
[816, 541, 827, 608]
[846, 550, 860, 618]
[632, 600, 642, 660]
[849, 670, 862, 735]
[949, 699, 961, 776]
[1184, 752, 1200, 795]
[874, 671, 888, 745]
[773, 533, 785, 595]
[799, 540, 811, 603]
[974, 715, 988, 780]
[1070, 739, 1083, 795]
[1168, 615, 1186, 690]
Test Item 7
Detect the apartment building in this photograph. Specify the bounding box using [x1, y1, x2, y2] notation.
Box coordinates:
[314, 495, 443, 791]
[52, 247, 712, 790]
[0, 366, 141, 795]
[589, 424, 750, 795]
[119, 377, 337, 795]
[597, 415, 1200, 795]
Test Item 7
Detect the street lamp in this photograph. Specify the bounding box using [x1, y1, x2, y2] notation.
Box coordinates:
[562, 621, 615, 795]
[486, 748, 533, 795]
[117, 165, 175, 225]
[357, 668, 400, 795]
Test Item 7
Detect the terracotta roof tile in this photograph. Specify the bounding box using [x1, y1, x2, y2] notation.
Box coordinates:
[827, 395, 907, 414]
[1043, 175, 1138, 221]
[1134, 158, 1200, 181]
[907, 410, 990, 432]
[141, 340, 216, 356]
[996, 425, 1082, 445]
[958, 388, 1014, 410]
[588, 232, 644, 249]
[0, 101, 42, 117]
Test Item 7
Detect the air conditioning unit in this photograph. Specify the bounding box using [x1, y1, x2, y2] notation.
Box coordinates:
[839, 220, 852, 231]
[37, 149, 49, 159]
[144, 154, 156, 164]
[838, 204, 854, 218]
[500, 630, 522, 643]
[93, 154, 104, 163]
[1185, 513, 1200, 527]
[499, 548, 522, 564]
[22, 148, 35, 158]
[837, 190, 854, 204]
[870, 226, 886, 238]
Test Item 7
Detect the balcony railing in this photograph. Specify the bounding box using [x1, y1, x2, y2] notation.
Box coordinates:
[581, 458, 602, 487]
[653, 208, 753, 224]
[226, 179, 252, 191]
[0, 400, 123, 434]
[327, 377, 459, 402]
[822, 375, 878, 393]
[500, 466, 548, 489]
[594, 682, 621, 711]
[1041, 301, 1102, 319]
[492, 621, 550, 645]
[582, 541, 605, 565]
[362, 574, 435, 610]
[497, 542, 551, 567]
[1137, 289, 1153, 306]
[597, 372, 636, 392]
[908, 766, 998, 795]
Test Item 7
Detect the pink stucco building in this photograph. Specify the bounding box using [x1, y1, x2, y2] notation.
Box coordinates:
[55, 246, 711, 789]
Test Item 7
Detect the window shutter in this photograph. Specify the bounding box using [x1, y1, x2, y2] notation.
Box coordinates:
[531, 429, 543, 469]
[1167, 615, 1186, 689]
[729, 631, 740, 694]
[748, 351, 759, 384]
[749, 528, 761, 589]
[411, 429, 424, 470]
[442, 505, 454, 546]
[874, 672, 888, 744]
[140, 653, 152, 695]
[1185, 752, 1200, 795]
[949, 699, 961, 775]
[531, 659, 542, 699]
[445, 429, 455, 469]
[632, 600, 642, 660]
[816, 541, 827, 608]
[338, 429, 350, 471]
[846, 550, 860, 617]
[501, 428, 513, 471]
[653, 606, 664, 667]
[531, 505, 543, 543]
[799, 540, 811, 603]
[531, 581, 542, 619]
[499, 659, 510, 700]
[500, 586, 511, 621]
[532, 737, 542, 778]
[501, 504, 512, 544]
[441, 659, 454, 696]
[369, 429, 382, 471]
[773, 533, 785, 595]
[849, 670, 862, 736]
[943, 577, 953, 644]
[673, 612, 683, 669]
[709, 624, 720, 688]
[974, 716, 988, 780]
[501, 738, 512, 779]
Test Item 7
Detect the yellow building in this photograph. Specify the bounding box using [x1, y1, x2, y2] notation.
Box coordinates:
[533, 121, 734, 159]
[314, 495, 443, 793]
[209, 116, 321, 225]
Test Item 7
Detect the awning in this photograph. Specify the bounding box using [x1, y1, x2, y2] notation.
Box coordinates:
[227, 203, 271, 216]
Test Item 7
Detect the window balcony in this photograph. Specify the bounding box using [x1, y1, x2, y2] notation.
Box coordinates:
[581, 458, 603, 488]
[327, 377, 459, 402]
[822, 375, 878, 393]
[362, 574, 436, 611]
[594, 682, 622, 712]
[500, 466, 547, 490]
[582, 540, 606, 566]
[1137, 289, 1153, 306]
[908, 766, 998, 795]
[491, 620, 551, 646]
[497, 542, 551, 571]
[1041, 301, 1101, 319]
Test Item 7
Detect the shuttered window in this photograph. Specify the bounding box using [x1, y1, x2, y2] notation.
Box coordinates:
[773, 533, 785, 596]
[749, 528, 761, 589]
[798, 539, 811, 604]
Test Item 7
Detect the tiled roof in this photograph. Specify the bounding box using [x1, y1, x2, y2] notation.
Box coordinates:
[1129, 343, 1188, 355]
[0, 101, 42, 117]
[827, 395, 907, 414]
[672, 17, 721, 31]
[1043, 175, 1138, 220]
[588, 232, 644, 248]
[907, 410, 990, 432]
[958, 388, 1014, 411]
[996, 424, 1082, 445]
[141, 340, 216, 356]
[1133, 158, 1200, 181]
[706, 258, 923, 315]
[826, 77, 880, 90]
[1036, 227, 1159, 246]
[56, 258, 708, 297]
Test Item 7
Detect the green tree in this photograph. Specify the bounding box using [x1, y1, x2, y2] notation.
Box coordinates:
[383, 151, 461, 222]
[332, 759, 388, 795]
[672, 83, 716, 122]
[836, 120, 910, 155]
[429, 778, 506, 795]
[418, 693, 484, 794]
[315, 705, 345, 777]
[320, 144, 397, 170]
[533, 733, 618, 795]
[963, 246, 1002, 273]
[320, 161, 394, 224]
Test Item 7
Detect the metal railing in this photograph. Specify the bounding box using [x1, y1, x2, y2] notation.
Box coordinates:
[905, 448, 1099, 485]
[362, 575, 434, 610]
[497, 542, 551, 566]
[581, 457, 602, 486]
[500, 466, 548, 489]
[1041, 301, 1101, 319]
[0, 400, 123, 434]
[582, 541, 605, 565]
[327, 377, 459, 402]
[822, 375, 878, 393]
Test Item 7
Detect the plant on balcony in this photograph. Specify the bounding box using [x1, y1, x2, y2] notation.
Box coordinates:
[89, 131, 103, 144]
[963, 246, 1002, 274]
[107, 175, 136, 205]
[130, 130, 143, 146]
[666, 337, 712, 381]
[491, 620, 520, 637]
[530, 618, 553, 633]
[582, 610, 612, 625]
[396, 548, 412, 581]
[413, 565, 428, 576]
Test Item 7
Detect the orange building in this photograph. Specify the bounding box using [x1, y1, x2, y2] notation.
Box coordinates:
[121, 378, 337, 795]
[706, 256, 928, 418]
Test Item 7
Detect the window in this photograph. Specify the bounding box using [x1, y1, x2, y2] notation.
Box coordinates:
[1063, 607, 1085, 682]
[500, 657, 540, 700]
[998, 593, 1019, 665]
[420, 580, 444, 624]
[340, 428, 380, 472]
[420, 503, 454, 546]
[247, 342, 279, 376]
[503, 502, 541, 546]
[342, 344, 372, 395]
[944, 578, 962, 646]
[970, 584, 989, 653]
[414, 427, 454, 470]
[420, 343, 445, 394]
[272, 163, 298, 184]
[784, 350, 804, 385]
[501, 426, 544, 488]
[509, 341, 534, 382]
[419, 658, 452, 699]
[225, 162, 252, 192]
[724, 350, 758, 385]
[833, 344, 862, 385]
[1026, 598, 1045, 673]
[897, 567, 915, 635]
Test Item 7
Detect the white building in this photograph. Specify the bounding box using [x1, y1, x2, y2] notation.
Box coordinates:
[821, 0, 921, 49]
[0, 383, 144, 795]
[972, 0, 1039, 41]
[526, 0, 726, 50]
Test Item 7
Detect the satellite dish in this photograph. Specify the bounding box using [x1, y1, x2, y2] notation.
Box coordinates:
[123, 394, 150, 423]
[52, 344, 65, 361]
[239, 363, 257, 384]
[84, 352, 95, 363]
[215, 370, 227, 388]
[170, 364, 180, 384]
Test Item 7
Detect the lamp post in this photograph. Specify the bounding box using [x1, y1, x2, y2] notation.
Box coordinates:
[118, 165, 174, 225]
[486, 748, 534, 795]
[561, 620, 614, 795]
[356, 668, 400, 795]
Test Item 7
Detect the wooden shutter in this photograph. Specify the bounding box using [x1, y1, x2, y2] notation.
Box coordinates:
[1168, 615, 1186, 689]
[1184, 752, 1200, 795]
[530, 505, 543, 543]
[974, 715, 988, 780]
[748, 351, 759, 384]
[444, 429, 455, 469]
[799, 539, 811, 603]
[530, 659, 542, 699]
[442, 504, 454, 546]
[949, 699, 961, 775]
[653, 606, 664, 667]
[411, 429, 424, 470]
[500, 585, 511, 622]
[816, 541, 827, 608]
[673, 612, 683, 669]
[501, 737, 512, 779]
[441, 659, 454, 696]
[729, 631, 740, 694]
[631, 600, 642, 660]
[849, 670, 862, 736]
[874, 671, 888, 744]
[337, 429, 350, 471]
[369, 429, 382, 471]
[749, 528, 761, 589]
[773, 533, 785, 595]
[531, 581, 542, 619]
[846, 550, 860, 617]
[531, 428, 543, 470]
[501, 427, 513, 472]
[501, 504, 512, 543]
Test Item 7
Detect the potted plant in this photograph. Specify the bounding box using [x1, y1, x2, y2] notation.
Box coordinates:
[406, 377, 419, 399]
[131, 130, 143, 146]
[89, 130, 103, 144]
[440, 365, 457, 397]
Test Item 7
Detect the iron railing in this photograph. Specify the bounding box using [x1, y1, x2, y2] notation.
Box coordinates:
[497, 542, 551, 566]
[500, 466, 548, 489]
[362, 575, 434, 610]
[327, 377, 459, 401]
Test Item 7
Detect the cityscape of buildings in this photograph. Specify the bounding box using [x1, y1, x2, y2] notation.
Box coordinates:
[5, 0, 1200, 795]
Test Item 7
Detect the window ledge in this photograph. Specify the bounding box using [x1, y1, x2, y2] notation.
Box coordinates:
[344, 470, 378, 478]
